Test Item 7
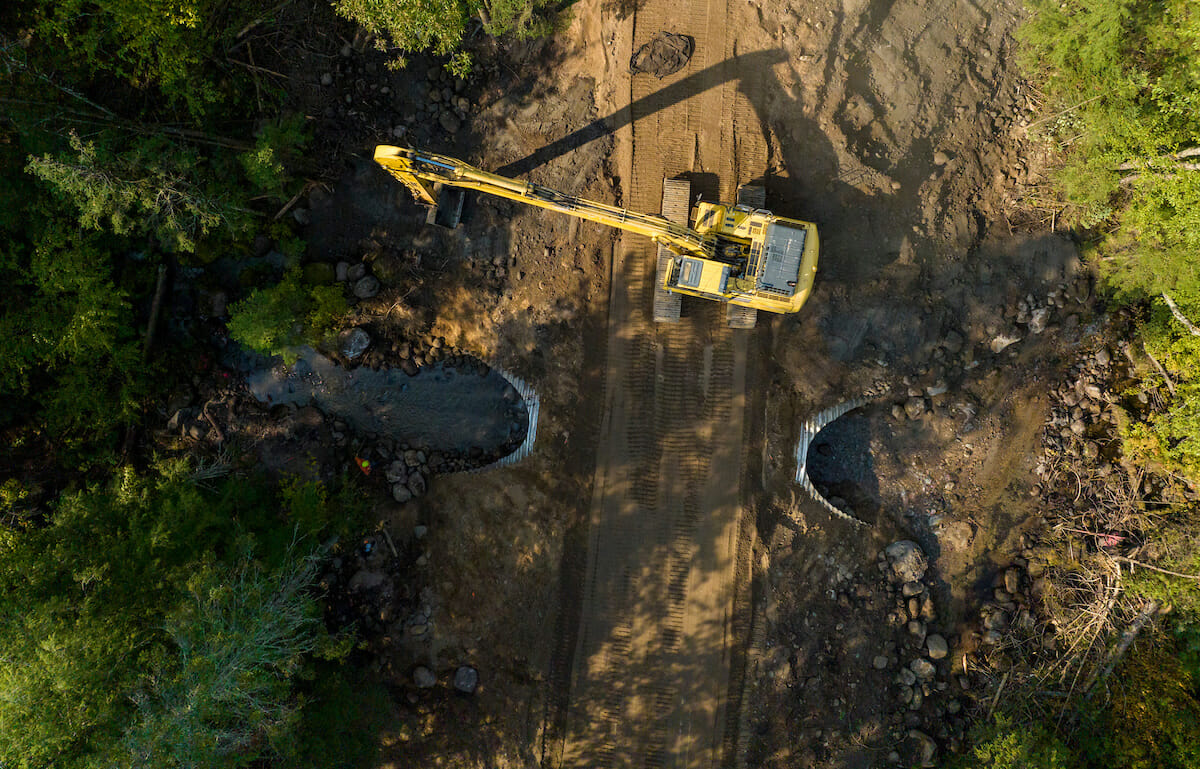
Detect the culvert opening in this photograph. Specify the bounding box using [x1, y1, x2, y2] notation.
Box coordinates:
[247, 348, 533, 468]
[805, 411, 882, 523]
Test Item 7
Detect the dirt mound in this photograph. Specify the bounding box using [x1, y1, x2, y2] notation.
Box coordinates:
[628, 32, 694, 78]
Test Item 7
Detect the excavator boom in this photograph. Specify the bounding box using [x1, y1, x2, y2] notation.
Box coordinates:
[373, 145, 819, 317]
[374, 146, 707, 258]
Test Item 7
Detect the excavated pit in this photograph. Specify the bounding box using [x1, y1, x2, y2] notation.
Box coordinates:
[247, 348, 530, 458]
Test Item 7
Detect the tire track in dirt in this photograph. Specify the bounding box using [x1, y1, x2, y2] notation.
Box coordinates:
[556, 0, 765, 764]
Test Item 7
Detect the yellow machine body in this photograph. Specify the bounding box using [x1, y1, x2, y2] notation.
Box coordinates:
[373, 145, 819, 315]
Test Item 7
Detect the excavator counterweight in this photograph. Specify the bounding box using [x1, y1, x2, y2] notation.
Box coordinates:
[373, 145, 819, 319]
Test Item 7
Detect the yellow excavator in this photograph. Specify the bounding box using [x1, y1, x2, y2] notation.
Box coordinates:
[373, 145, 819, 328]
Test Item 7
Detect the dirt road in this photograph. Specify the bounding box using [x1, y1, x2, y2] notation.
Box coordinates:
[555, 0, 770, 765]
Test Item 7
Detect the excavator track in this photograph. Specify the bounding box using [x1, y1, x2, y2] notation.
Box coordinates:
[654, 179, 690, 323]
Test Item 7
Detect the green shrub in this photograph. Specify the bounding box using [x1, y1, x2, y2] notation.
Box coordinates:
[240, 116, 310, 200]
[1077, 629, 1200, 769]
[23, 0, 245, 117]
[0, 462, 331, 768]
[951, 717, 1078, 769]
[1020, 0, 1200, 304]
[227, 267, 348, 362]
[334, 0, 560, 75]
[26, 132, 246, 253]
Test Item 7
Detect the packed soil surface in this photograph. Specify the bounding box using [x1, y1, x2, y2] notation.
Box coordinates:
[182, 0, 1111, 765]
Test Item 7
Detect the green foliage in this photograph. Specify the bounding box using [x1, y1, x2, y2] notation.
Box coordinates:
[227, 267, 348, 362]
[0, 217, 149, 463]
[240, 116, 310, 200]
[1020, 0, 1200, 303]
[281, 473, 371, 541]
[290, 662, 392, 768]
[0, 462, 357, 769]
[334, 0, 560, 75]
[1134, 299, 1200, 479]
[1078, 630, 1200, 769]
[21, 0, 251, 117]
[950, 717, 1077, 769]
[121, 551, 322, 766]
[26, 131, 245, 253]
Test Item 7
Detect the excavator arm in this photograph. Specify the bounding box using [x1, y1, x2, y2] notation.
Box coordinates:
[373, 145, 709, 259]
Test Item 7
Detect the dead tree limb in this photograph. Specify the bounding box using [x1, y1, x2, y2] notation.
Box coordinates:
[1115, 556, 1200, 580]
[1084, 600, 1162, 695]
[202, 399, 226, 444]
[142, 264, 169, 361]
[1141, 341, 1177, 397]
[1162, 292, 1200, 337]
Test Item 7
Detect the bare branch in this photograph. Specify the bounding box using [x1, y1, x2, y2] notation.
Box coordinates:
[1162, 292, 1200, 337]
[1141, 341, 1177, 397]
[1114, 556, 1200, 580]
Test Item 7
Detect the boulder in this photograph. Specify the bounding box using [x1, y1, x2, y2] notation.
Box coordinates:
[453, 666, 479, 694]
[910, 658, 936, 680]
[885, 541, 928, 583]
[353, 276, 380, 299]
[407, 471, 427, 498]
[1004, 568, 1021, 595]
[1029, 307, 1050, 334]
[392, 483, 413, 503]
[386, 460, 408, 485]
[339, 327, 371, 359]
[348, 569, 386, 591]
[926, 634, 949, 660]
[413, 666, 436, 688]
[908, 730, 937, 768]
[439, 111, 462, 134]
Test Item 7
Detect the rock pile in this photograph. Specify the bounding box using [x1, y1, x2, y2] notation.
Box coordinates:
[315, 52, 479, 142]
[874, 540, 971, 766]
[988, 275, 1091, 356]
[1037, 345, 1123, 474]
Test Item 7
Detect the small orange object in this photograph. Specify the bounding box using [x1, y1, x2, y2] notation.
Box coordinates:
[354, 456, 372, 475]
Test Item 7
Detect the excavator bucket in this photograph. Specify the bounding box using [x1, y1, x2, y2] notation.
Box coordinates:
[374, 144, 463, 227]
[427, 184, 465, 228]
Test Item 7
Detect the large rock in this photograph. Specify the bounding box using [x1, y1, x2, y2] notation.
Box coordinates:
[353, 275, 380, 299]
[1004, 568, 1021, 595]
[1029, 307, 1051, 334]
[385, 460, 408, 485]
[910, 658, 936, 680]
[413, 666, 436, 688]
[339, 327, 371, 359]
[438, 110, 462, 134]
[392, 483, 413, 503]
[908, 730, 937, 768]
[407, 471, 427, 498]
[885, 541, 928, 583]
[926, 634, 949, 660]
[453, 666, 479, 694]
[348, 569, 386, 591]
